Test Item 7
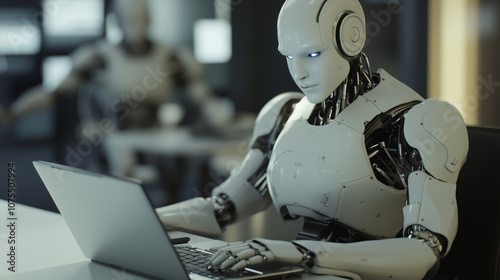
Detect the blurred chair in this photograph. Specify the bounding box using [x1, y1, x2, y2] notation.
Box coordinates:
[433, 126, 500, 280]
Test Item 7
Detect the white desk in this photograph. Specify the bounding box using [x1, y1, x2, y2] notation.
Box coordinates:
[0, 200, 86, 277]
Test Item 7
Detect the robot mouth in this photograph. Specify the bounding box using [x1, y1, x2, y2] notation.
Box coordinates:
[300, 84, 318, 90]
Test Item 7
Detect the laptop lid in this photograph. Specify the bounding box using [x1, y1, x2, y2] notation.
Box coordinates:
[33, 161, 190, 280]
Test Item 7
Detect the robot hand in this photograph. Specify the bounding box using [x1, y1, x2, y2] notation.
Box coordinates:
[155, 197, 222, 236]
[209, 238, 310, 271]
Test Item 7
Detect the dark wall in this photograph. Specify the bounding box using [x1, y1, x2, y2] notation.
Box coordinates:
[478, 0, 500, 128]
[229, 0, 296, 113]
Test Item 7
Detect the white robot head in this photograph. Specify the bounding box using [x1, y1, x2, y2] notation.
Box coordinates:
[277, 0, 366, 104]
[112, 0, 150, 47]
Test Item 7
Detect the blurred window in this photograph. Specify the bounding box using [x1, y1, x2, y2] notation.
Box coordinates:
[0, 9, 41, 55]
[42, 0, 104, 38]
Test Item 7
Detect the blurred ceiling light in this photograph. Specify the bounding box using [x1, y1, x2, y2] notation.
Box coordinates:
[0, 10, 41, 55]
[194, 19, 232, 64]
[43, 0, 104, 37]
[42, 56, 73, 92]
[428, 0, 479, 125]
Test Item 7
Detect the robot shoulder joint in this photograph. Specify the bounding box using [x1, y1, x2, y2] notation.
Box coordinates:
[250, 92, 303, 146]
[404, 99, 469, 183]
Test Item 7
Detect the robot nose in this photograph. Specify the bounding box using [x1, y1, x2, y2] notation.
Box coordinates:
[292, 58, 308, 80]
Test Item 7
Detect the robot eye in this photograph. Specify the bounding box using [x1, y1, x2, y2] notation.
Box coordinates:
[308, 52, 321, 58]
[286, 55, 293, 60]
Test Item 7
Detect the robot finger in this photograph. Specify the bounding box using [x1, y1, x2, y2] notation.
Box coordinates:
[233, 251, 275, 270]
[220, 255, 240, 270]
[234, 248, 259, 260]
[260, 251, 274, 262]
[244, 251, 275, 267]
[247, 242, 267, 253]
[234, 243, 266, 259]
[210, 244, 250, 266]
[230, 260, 248, 271]
[210, 251, 231, 266]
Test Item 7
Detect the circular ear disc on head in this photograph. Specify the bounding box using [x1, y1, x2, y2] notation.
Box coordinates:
[335, 12, 366, 58]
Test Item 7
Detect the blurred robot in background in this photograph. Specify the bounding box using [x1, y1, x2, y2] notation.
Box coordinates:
[156, 0, 469, 279]
[1, 0, 233, 177]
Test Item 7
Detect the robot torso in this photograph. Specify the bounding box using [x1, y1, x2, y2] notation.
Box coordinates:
[267, 70, 424, 239]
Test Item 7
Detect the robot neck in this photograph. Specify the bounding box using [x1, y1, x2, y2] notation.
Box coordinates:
[120, 38, 153, 56]
[312, 53, 375, 126]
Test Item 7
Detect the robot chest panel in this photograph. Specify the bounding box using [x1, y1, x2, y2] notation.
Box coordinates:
[98, 47, 174, 103]
[267, 119, 407, 237]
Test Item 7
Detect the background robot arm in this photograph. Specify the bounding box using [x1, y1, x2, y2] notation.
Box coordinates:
[8, 42, 103, 119]
[156, 92, 303, 235]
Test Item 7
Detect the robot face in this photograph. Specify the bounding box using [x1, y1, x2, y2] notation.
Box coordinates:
[279, 41, 347, 104]
[277, 0, 365, 104]
[114, 0, 150, 45]
[283, 44, 342, 104]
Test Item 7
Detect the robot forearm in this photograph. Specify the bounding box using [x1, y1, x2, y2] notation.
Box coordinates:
[209, 237, 438, 280]
[212, 149, 272, 224]
[156, 197, 223, 236]
[295, 238, 438, 280]
[156, 149, 271, 235]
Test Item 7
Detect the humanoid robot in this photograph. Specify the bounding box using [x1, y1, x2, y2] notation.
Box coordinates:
[156, 0, 469, 279]
[1, 0, 232, 177]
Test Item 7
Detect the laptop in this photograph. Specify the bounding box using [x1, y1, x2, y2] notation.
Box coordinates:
[33, 161, 304, 280]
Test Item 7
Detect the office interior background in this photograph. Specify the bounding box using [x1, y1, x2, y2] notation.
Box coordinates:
[0, 0, 499, 212]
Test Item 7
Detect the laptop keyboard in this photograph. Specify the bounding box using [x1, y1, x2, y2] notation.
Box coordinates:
[175, 245, 259, 279]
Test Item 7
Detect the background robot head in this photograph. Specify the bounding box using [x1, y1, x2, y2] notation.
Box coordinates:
[112, 0, 150, 47]
[277, 0, 366, 104]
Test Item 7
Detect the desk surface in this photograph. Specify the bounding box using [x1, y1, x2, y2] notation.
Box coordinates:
[0, 200, 86, 277]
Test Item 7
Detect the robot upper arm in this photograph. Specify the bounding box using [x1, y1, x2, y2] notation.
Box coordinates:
[402, 99, 469, 256]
